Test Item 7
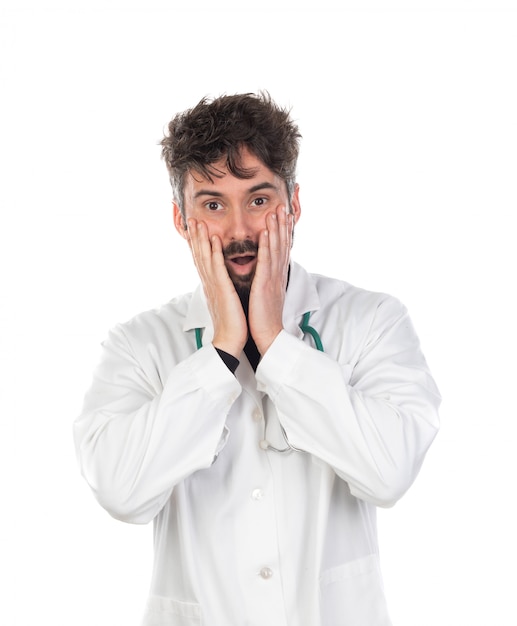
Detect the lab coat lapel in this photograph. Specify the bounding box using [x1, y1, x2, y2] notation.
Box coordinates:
[183, 283, 264, 404]
[183, 284, 214, 346]
[282, 261, 321, 340]
[183, 263, 321, 349]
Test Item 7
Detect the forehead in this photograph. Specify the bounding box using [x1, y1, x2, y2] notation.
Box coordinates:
[184, 148, 284, 199]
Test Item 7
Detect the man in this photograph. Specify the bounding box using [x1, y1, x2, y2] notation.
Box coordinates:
[74, 92, 440, 625]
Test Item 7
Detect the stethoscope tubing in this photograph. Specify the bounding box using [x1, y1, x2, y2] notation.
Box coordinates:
[195, 311, 323, 354]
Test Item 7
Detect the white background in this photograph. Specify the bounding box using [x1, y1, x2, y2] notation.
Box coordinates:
[1, 1, 516, 624]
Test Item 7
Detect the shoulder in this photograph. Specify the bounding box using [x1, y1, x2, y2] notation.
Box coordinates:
[289, 262, 408, 349]
[108, 292, 194, 346]
[296, 267, 419, 364]
[305, 267, 405, 319]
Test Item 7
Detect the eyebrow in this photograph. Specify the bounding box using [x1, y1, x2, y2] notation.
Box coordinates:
[193, 181, 279, 199]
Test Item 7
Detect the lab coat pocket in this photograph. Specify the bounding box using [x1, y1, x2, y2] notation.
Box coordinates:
[143, 595, 202, 626]
[319, 554, 391, 626]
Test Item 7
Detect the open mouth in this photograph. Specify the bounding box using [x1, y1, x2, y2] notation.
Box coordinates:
[230, 255, 256, 266]
[226, 253, 257, 278]
[223, 242, 258, 278]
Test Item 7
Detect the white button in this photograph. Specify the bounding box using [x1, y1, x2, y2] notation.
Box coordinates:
[259, 567, 273, 580]
[251, 488, 265, 501]
[252, 409, 262, 422]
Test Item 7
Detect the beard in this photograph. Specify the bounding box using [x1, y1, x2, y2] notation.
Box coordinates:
[221, 214, 295, 300]
[223, 239, 258, 299]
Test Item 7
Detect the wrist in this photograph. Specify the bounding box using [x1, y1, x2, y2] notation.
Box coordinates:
[212, 335, 246, 360]
[254, 327, 282, 356]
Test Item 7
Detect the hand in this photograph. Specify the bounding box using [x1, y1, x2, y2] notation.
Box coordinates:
[187, 218, 248, 358]
[248, 205, 293, 355]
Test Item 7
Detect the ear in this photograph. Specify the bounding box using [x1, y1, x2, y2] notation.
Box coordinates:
[290, 184, 302, 224]
[173, 202, 189, 240]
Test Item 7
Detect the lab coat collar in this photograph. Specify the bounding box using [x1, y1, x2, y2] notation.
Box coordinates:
[183, 285, 214, 343]
[183, 260, 321, 343]
[283, 261, 321, 340]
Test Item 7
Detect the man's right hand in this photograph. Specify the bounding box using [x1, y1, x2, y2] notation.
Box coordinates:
[187, 218, 248, 358]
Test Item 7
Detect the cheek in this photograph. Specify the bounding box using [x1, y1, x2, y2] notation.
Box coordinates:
[252, 212, 269, 233]
[202, 221, 222, 241]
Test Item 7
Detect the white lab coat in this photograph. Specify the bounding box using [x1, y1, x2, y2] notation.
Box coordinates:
[74, 261, 440, 626]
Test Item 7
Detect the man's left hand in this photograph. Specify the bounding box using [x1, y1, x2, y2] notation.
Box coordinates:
[248, 205, 293, 355]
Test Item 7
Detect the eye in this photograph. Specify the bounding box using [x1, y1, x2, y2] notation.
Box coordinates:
[206, 201, 223, 211]
[251, 197, 267, 208]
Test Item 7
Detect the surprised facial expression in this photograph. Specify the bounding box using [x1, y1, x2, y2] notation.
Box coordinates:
[174, 147, 301, 293]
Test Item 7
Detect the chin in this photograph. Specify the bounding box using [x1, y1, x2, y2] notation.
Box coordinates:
[231, 274, 254, 298]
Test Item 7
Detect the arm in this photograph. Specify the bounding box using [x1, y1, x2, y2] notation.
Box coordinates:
[74, 327, 241, 524]
[255, 296, 440, 507]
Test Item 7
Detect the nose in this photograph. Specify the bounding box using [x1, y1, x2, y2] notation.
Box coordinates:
[227, 207, 253, 241]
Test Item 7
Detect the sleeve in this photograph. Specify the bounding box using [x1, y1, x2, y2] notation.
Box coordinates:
[215, 348, 240, 374]
[255, 297, 441, 508]
[73, 325, 242, 524]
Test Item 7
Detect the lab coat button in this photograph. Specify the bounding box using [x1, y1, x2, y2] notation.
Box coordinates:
[259, 567, 273, 580]
[252, 409, 262, 421]
[251, 488, 265, 501]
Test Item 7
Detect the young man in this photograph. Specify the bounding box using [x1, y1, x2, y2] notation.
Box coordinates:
[74, 93, 440, 625]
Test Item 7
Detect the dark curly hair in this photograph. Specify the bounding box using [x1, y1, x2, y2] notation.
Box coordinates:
[160, 92, 301, 216]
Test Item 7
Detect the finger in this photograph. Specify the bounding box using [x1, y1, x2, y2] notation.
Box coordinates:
[285, 210, 294, 255]
[210, 234, 229, 276]
[266, 211, 280, 259]
[187, 219, 212, 279]
[197, 227, 234, 289]
[186, 218, 201, 264]
[186, 217, 197, 244]
[270, 206, 291, 273]
[196, 221, 213, 264]
[276, 204, 290, 261]
[256, 227, 271, 275]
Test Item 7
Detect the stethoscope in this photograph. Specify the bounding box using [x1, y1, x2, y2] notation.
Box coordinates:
[195, 311, 324, 454]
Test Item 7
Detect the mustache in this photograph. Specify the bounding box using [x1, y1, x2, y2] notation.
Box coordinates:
[223, 240, 258, 259]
